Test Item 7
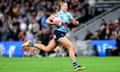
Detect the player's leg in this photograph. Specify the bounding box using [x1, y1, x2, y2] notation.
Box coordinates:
[22, 46, 36, 56]
[57, 37, 86, 71]
[34, 39, 57, 52]
[27, 47, 37, 56]
[22, 39, 57, 52]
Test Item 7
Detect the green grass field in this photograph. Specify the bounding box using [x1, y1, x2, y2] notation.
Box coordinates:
[0, 56, 120, 72]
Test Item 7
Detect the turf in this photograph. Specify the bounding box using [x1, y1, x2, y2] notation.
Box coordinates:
[0, 56, 120, 72]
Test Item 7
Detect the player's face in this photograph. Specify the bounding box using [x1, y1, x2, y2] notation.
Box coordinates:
[61, 3, 68, 12]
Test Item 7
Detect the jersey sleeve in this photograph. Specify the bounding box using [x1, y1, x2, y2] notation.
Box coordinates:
[56, 12, 61, 17]
[67, 12, 73, 19]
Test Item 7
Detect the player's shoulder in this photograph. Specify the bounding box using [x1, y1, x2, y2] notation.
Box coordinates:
[57, 11, 71, 15]
[56, 11, 62, 15]
[66, 12, 72, 15]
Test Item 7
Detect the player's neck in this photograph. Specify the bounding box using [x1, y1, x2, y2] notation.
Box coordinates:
[60, 10, 66, 13]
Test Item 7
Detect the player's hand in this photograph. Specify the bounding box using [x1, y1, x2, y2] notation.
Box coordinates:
[53, 20, 60, 25]
[76, 21, 79, 25]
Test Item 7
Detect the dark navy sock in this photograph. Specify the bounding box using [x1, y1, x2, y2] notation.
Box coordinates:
[29, 42, 35, 47]
[72, 60, 78, 68]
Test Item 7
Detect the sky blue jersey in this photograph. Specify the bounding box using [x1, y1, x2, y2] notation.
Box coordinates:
[55, 11, 73, 33]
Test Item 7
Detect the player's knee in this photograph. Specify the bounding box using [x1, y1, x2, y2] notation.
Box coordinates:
[45, 50, 50, 52]
[44, 48, 51, 52]
[67, 45, 74, 51]
[70, 47, 74, 51]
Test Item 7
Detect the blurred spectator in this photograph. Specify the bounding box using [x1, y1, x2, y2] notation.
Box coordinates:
[0, 24, 8, 41]
[45, 2, 53, 15]
[108, 20, 117, 31]
[91, 30, 100, 40]
[36, 11, 44, 30]
[25, 29, 34, 41]
[8, 17, 20, 41]
[28, 18, 39, 34]
[88, 0, 96, 7]
[84, 30, 93, 40]
[112, 35, 120, 56]
[99, 25, 111, 40]
[6, 36, 14, 41]
[110, 30, 118, 40]
[116, 17, 120, 35]
[0, 12, 14, 41]
[19, 17, 27, 31]
[41, 13, 49, 30]
[100, 18, 107, 27]
[18, 31, 26, 41]
[118, 16, 120, 25]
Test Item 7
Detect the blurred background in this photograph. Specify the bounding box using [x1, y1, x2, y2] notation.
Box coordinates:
[0, 0, 120, 57]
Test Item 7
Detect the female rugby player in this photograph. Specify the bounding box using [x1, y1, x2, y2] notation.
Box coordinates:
[22, 2, 85, 72]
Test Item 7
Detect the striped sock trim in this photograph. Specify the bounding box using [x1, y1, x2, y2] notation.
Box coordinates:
[72, 60, 78, 68]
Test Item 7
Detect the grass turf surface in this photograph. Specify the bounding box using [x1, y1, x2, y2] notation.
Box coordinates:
[0, 56, 120, 72]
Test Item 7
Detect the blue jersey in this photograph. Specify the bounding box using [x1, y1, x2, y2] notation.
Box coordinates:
[55, 11, 73, 33]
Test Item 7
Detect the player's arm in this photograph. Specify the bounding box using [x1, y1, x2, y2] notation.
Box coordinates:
[46, 16, 59, 25]
[70, 17, 79, 25]
[67, 12, 79, 25]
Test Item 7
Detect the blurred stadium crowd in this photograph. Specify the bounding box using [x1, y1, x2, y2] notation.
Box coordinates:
[0, 0, 90, 42]
[84, 18, 120, 40]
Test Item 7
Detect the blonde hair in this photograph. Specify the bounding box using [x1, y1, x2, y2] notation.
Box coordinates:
[60, 2, 67, 7]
